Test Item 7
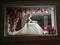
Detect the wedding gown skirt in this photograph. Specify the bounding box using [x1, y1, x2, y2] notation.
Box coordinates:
[8, 23, 44, 35]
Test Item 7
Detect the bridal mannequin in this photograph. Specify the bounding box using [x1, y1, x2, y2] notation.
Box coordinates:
[8, 14, 44, 35]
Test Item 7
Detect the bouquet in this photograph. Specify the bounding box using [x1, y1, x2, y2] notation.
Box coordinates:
[44, 25, 54, 34]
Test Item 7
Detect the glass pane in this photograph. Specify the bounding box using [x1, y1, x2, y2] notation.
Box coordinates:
[4, 5, 57, 36]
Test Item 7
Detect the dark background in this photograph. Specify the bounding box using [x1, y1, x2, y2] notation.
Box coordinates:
[0, 0, 60, 45]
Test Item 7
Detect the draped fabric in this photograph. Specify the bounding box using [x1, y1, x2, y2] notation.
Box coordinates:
[8, 21, 44, 35]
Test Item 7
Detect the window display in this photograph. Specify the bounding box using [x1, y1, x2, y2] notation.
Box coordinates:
[4, 6, 57, 36]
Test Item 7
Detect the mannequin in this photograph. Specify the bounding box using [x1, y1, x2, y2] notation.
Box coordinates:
[8, 13, 44, 35]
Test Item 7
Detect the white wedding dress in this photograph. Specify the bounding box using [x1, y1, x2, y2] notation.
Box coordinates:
[8, 14, 44, 35]
[8, 21, 44, 35]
